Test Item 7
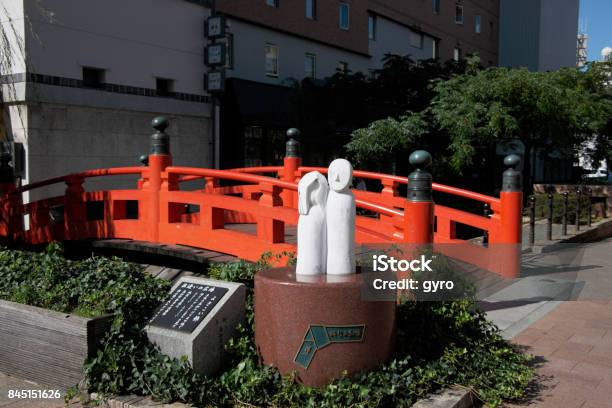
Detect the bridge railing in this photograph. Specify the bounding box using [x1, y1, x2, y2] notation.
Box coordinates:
[0, 118, 523, 277]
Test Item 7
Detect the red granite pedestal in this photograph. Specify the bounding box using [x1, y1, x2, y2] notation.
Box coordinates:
[254, 267, 396, 387]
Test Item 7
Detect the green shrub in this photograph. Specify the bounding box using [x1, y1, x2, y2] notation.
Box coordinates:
[0, 245, 534, 407]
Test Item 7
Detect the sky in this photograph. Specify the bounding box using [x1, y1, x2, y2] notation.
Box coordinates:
[579, 0, 612, 61]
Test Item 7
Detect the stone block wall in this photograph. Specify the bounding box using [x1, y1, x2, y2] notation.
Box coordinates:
[11, 103, 211, 200]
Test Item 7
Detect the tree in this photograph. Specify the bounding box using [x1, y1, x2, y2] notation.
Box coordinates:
[345, 113, 427, 174]
[346, 56, 612, 194]
[293, 55, 467, 166]
[429, 57, 612, 193]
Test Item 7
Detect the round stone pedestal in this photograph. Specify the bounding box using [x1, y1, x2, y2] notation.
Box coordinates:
[254, 267, 396, 387]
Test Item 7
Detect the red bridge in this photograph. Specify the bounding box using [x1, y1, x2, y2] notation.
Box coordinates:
[0, 118, 523, 278]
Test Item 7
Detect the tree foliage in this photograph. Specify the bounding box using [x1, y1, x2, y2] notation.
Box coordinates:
[346, 56, 612, 190]
[429, 58, 612, 173]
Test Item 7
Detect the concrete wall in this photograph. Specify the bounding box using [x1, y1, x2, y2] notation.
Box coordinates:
[0, 1, 27, 75]
[538, 0, 579, 71]
[369, 0, 500, 65]
[227, 18, 372, 84]
[228, 15, 435, 85]
[23, 0, 208, 94]
[20, 99, 210, 200]
[369, 16, 435, 66]
[499, 0, 579, 71]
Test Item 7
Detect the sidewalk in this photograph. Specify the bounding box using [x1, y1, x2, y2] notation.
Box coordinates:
[485, 237, 612, 408]
[507, 300, 612, 408]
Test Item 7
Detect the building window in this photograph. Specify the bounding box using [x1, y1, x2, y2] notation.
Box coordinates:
[433, 0, 440, 14]
[337, 61, 348, 73]
[432, 39, 439, 59]
[455, 4, 464, 25]
[156, 78, 174, 97]
[306, 0, 316, 19]
[265, 44, 279, 77]
[368, 14, 376, 40]
[453, 47, 462, 61]
[304, 53, 316, 78]
[409, 31, 423, 49]
[266, 0, 279, 7]
[489, 20, 494, 38]
[82, 67, 105, 89]
[339, 3, 350, 30]
[475, 15, 481, 33]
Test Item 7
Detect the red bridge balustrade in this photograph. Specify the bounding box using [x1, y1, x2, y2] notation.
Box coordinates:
[0, 118, 523, 278]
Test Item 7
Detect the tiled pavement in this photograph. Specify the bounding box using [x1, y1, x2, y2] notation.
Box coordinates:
[507, 300, 612, 408]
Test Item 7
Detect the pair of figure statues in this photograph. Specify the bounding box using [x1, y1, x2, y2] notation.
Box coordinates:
[296, 159, 356, 276]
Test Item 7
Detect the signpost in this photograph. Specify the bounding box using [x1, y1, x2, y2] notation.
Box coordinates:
[205, 43, 226, 67]
[205, 15, 226, 39]
[205, 70, 225, 93]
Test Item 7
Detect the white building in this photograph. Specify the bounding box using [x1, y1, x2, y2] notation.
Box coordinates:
[0, 0, 438, 191]
[1, 0, 212, 198]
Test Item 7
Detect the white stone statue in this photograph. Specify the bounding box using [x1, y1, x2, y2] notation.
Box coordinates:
[296, 171, 329, 276]
[325, 159, 356, 275]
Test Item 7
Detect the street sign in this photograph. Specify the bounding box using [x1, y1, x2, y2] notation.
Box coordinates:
[206, 70, 225, 93]
[205, 15, 226, 39]
[205, 43, 226, 67]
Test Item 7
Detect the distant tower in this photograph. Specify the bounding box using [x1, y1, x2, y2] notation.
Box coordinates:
[577, 18, 588, 67]
[602, 47, 612, 62]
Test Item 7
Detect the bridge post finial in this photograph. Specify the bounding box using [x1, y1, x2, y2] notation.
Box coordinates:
[502, 154, 521, 192]
[285, 128, 300, 158]
[407, 150, 432, 202]
[404, 150, 434, 244]
[150, 116, 170, 155]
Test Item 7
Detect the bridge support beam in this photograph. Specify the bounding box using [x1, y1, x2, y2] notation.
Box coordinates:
[145, 117, 172, 242]
[498, 154, 523, 278]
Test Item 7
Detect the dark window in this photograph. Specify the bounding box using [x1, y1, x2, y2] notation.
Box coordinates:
[454, 47, 462, 61]
[368, 14, 376, 40]
[339, 3, 350, 30]
[266, 0, 279, 7]
[306, 0, 316, 19]
[82, 67, 105, 89]
[455, 4, 464, 24]
[156, 78, 174, 97]
[433, 0, 440, 14]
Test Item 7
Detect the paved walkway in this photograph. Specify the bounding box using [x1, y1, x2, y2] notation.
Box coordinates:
[486, 237, 612, 408]
[507, 300, 612, 408]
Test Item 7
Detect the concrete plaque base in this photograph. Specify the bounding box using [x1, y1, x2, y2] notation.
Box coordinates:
[255, 267, 396, 387]
[146, 276, 245, 377]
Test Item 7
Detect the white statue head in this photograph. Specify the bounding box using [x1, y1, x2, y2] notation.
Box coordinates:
[298, 171, 329, 215]
[328, 159, 353, 192]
